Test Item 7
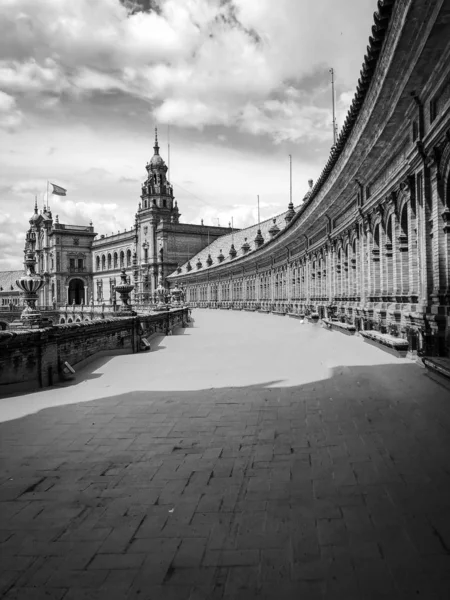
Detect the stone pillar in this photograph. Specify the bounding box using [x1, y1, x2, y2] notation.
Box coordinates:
[409, 197, 419, 303]
[343, 246, 349, 299]
[338, 250, 342, 301]
[330, 246, 336, 301]
[398, 203, 409, 300]
[429, 164, 445, 303]
[357, 224, 366, 304]
[372, 224, 381, 299]
[365, 222, 374, 300]
[384, 233, 394, 299]
[379, 219, 388, 299]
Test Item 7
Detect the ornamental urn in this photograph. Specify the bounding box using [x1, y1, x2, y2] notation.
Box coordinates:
[171, 283, 182, 307]
[114, 269, 135, 313]
[16, 247, 46, 324]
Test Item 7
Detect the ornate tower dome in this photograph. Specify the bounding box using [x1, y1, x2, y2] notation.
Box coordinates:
[29, 198, 42, 225]
[149, 128, 167, 173]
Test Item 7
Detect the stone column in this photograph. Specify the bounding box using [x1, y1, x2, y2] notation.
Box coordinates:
[364, 220, 374, 300]
[344, 246, 349, 299]
[372, 224, 381, 299]
[398, 204, 409, 300]
[379, 216, 388, 299]
[330, 245, 336, 301]
[357, 224, 366, 305]
[384, 227, 394, 299]
[409, 195, 419, 303]
[429, 163, 445, 303]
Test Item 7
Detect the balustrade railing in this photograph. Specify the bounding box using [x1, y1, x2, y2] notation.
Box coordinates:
[67, 266, 86, 273]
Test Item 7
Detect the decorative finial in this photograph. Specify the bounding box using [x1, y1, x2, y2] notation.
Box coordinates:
[34, 196, 38, 213]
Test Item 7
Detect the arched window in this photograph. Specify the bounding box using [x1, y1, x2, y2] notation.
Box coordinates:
[113, 252, 118, 269]
[120, 251, 124, 268]
[101, 255, 106, 270]
[127, 249, 132, 266]
[96, 256, 100, 271]
[107, 253, 112, 269]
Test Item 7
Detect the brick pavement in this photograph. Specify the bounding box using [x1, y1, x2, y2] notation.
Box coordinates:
[1, 310, 450, 599]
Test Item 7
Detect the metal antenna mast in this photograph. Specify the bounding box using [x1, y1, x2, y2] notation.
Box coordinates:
[330, 68, 337, 146]
[257, 195, 260, 225]
[167, 124, 170, 180]
[289, 155, 292, 204]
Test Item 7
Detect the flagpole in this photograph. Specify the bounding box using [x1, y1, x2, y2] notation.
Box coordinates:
[46, 180, 49, 209]
[257, 195, 260, 225]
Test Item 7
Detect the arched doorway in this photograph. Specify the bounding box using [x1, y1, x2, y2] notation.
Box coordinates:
[68, 279, 85, 305]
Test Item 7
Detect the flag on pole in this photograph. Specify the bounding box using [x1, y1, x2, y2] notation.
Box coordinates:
[50, 183, 67, 196]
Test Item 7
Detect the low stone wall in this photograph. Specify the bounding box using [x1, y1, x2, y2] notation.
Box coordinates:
[0, 308, 60, 329]
[0, 308, 189, 394]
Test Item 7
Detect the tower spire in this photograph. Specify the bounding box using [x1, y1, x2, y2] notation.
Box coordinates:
[34, 196, 38, 213]
[154, 127, 159, 155]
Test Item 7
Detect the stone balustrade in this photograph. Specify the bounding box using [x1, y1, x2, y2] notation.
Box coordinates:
[0, 308, 189, 394]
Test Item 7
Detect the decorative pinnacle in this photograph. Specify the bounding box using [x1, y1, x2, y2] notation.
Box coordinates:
[34, 196, 38, 213]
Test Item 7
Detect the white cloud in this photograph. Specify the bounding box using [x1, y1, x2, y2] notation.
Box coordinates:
[0, 58, 66, 93]
[0, 90, 23, 130]
[0, 0, 380, 269]
[0, 0, 378, 139]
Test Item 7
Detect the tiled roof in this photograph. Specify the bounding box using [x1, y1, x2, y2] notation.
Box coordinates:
[0, 271, 23, 293]
[168, 202, 304, 278]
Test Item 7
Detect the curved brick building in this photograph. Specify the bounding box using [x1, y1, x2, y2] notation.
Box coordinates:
[168, 0, 450, 357]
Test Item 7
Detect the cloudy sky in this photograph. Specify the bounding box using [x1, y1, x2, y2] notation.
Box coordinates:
[0, 0, 378, 270]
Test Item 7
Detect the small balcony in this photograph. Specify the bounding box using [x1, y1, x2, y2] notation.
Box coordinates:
[68, 265, 86, 273]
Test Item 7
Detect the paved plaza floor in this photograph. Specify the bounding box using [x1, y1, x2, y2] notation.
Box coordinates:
[1, 309, 450, 599]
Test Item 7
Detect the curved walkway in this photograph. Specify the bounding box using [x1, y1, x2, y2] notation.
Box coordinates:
[1, 310, 450, 599]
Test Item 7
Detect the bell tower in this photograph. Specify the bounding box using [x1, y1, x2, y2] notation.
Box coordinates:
[140, 128, 179, 221]
[137, 128, 180, 296]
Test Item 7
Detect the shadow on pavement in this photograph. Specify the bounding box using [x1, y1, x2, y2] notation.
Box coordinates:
[1, 362, 450, 598]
